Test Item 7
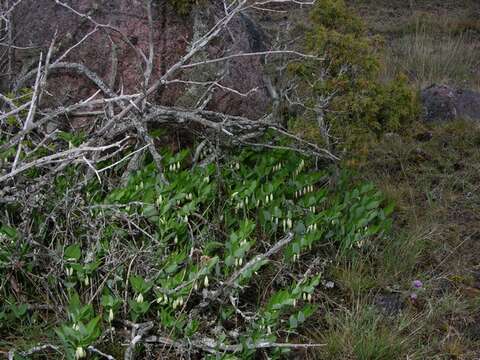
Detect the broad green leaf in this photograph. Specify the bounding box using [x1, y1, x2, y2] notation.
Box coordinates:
[64, 244, 81, 261]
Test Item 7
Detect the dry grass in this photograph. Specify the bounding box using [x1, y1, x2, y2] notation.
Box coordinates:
[347, 0, 480, 90]
[361, 120, 480, 356]
[383, 19, 480, 89]
[305, 120, 480, 359]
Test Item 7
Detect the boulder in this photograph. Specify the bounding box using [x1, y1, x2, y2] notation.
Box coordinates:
[5, 0, 270, 119]
[421, 84, 480, 122]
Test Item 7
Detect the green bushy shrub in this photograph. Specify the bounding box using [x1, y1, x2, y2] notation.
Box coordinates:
[289, 0, 419, 148]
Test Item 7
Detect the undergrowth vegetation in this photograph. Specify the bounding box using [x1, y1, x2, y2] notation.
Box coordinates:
[0, 145, 391, 358]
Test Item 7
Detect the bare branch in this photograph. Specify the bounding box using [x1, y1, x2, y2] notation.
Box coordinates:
[123, 321, 154, 360]
[0, 137, 129, 183]
[8, 344, 60, 360]
[225, 232, 294, 288]
[181, 50, 322, 69]
[143, 334, 326, 354]
[88, 346, 117, 360]
[11, 53, 43, 170]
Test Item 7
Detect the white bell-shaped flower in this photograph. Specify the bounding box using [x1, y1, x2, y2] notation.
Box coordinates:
[75, 346, 86, 359]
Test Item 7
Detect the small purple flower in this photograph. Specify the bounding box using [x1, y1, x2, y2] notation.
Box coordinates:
[410, 292, 418, 300]
[412, 280, 423, 289]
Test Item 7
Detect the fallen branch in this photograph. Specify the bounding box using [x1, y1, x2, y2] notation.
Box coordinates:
[123, 321, 154, 360]
[204, 232, 294, 302]
[88, 345, 117, 360]
[0, 137, 129, 183]
[8, 344, 60, 360]
[226, 232, 294, 287]
[11, 52, 43, 170]
[143, 334, 326, 354]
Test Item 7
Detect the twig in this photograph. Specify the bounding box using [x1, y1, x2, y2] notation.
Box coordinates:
[54, 26, 99, 64]
[83, 155, 102, 183]
[98, 144, 149, 174]
[0, 137, 129, 183]
[0, 98, 30, 122]
[123, 253, 139, 316]
[88, 345, 117, 360]
[226, 232, 294, 287]
[181, 50, 322, 69]
[8, 344, 59, 360]
[203, 233, 295, 302]
[123, 321, 154, 360]
[11, 53, 43, 170]
[39, 29, 57, 102]
[143, 334, 325, 354]
[165, 79, 259, 98]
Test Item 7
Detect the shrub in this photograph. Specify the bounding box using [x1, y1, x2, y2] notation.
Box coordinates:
[288, 0, 419, 149]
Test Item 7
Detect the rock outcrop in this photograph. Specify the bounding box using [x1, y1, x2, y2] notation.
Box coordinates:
[421, 84, 480, 123]
[5, 0, 270, 118]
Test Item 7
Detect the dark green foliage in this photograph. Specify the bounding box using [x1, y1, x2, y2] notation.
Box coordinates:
[289, 0, 419, 146]
[168, 0, 198, 16]
[0, 146, 391, 358]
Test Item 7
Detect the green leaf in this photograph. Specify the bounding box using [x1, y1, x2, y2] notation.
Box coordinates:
[142, 204, 157, 219]
[130, 275, 152, 294]
[292, 242, 300, 254]
[366, 200, 381, 210]
[85, 316, 101, 339]
[384, 201, 395, 216]
[225, 255, 235, 267]
[10, 303, 28, 318]
[0, 225, 18, 239]
[204, 241, 224, 255]
[297, 310, 305, 323]
[64, 244, 81, 261]
[293, 222, 306, 234]
[289, 314, 298, 328]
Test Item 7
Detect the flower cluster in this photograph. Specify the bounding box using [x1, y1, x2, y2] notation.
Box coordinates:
[168, 161, 181, 172]
[410, 279, 424, 300]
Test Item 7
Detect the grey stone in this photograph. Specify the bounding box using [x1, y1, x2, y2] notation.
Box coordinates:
[421, 84, 480, 122]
